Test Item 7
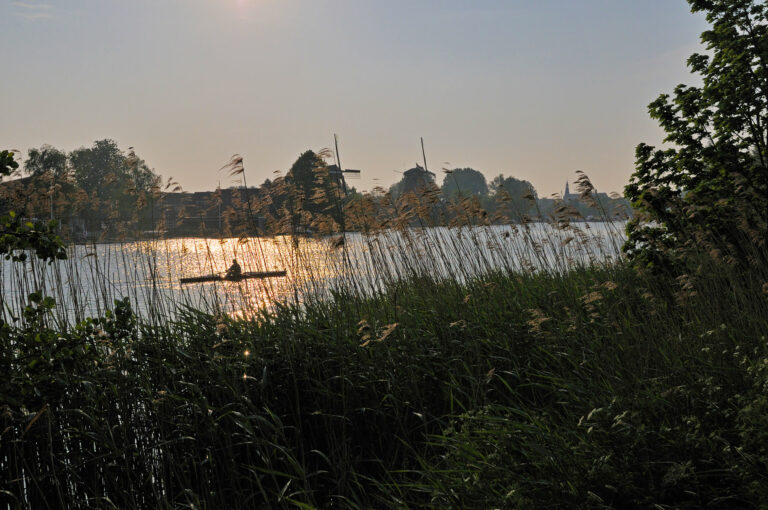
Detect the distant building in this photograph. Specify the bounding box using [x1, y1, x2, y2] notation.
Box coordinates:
[159, 187, 265, 236]
[563, 181, 578, 203]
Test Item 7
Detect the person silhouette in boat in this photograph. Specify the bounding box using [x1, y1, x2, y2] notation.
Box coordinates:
[225, 258, 242, 280]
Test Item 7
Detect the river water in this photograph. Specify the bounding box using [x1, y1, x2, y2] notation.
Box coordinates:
[0, 223, 626, 323]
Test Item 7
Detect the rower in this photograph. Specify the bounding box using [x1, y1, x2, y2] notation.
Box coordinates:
[225, 258, 242, 279]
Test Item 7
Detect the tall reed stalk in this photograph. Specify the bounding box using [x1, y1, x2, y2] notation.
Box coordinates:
[3, 172, 766, 508]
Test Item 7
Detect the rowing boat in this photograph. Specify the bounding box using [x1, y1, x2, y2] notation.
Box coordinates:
[180, 270, 287, 284]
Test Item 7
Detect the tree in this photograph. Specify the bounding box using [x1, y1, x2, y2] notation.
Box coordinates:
[625, 0, 768, 270]
[25, 145, 78, 221]
[441, 168, 488, 200]
[283, 150, 343, 233]
[69, 139, 125, 195]
[68, 140, 161, 231]
[25, 145, 67, 179]
[488, 174, 538, 221]
[489, 174, 537, 201]
[124, 148, 163, 229]
[0, 150, 66, 263]
[285, 150, 328, 210]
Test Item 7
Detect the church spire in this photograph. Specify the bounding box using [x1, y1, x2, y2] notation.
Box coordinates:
[565, 181, 570, 198]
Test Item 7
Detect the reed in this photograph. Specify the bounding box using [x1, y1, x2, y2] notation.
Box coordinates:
[2, 170, 767, 508]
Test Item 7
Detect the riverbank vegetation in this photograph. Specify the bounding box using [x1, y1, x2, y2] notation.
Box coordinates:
[2, 159, 768, 507]
[1, 259, 768, 508]
[3, 0, 768, 507]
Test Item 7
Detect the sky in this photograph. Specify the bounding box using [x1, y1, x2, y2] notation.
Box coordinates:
[1, 0, 709, 195]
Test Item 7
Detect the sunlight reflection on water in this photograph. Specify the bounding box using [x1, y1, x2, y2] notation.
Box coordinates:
[0, 223, 626, 323]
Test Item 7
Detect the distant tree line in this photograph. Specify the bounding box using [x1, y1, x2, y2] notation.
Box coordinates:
[0, 140, 176, 239]
[0, 143, 631, 240]
[387, 164, 630, 226]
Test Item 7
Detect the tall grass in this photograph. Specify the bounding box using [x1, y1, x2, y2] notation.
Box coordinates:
[0, 222, 622, 326]
[2, 176, 768, 508]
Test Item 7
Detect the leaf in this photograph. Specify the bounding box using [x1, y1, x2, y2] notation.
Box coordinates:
[376, 323, 399, 342]
[23, 405, 48, 436]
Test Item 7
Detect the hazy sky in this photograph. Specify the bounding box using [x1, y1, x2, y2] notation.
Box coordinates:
[2, 0, 708, 195]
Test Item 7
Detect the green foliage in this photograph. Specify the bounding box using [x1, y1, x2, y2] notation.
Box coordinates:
[1, 149, 19, 177]
[69, 139, 127, 195]
[68, 139, 162, 228]
[625, 0, 768, 271]
[489, 173, 537, 201]
[441, 167, 488, 199]
[0, 213, 67, 262]
[282, 150, 345, 232]
[2, 262, 768, 508]
[1, 141, 164, 236]
[286, 150, 328, 196]
[25, 144, 67, 178]
[0, 151, 66, 262]
[487, 174, 539, 221]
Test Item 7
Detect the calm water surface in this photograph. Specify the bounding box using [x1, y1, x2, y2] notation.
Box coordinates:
[0, 223, 625, 323]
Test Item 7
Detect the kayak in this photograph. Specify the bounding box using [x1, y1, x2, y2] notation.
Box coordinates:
[180, 270, 287, 284]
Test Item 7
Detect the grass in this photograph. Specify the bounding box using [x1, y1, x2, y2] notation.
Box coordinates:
[1, 171, 767, 508]
[2, 253, 768, 508]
